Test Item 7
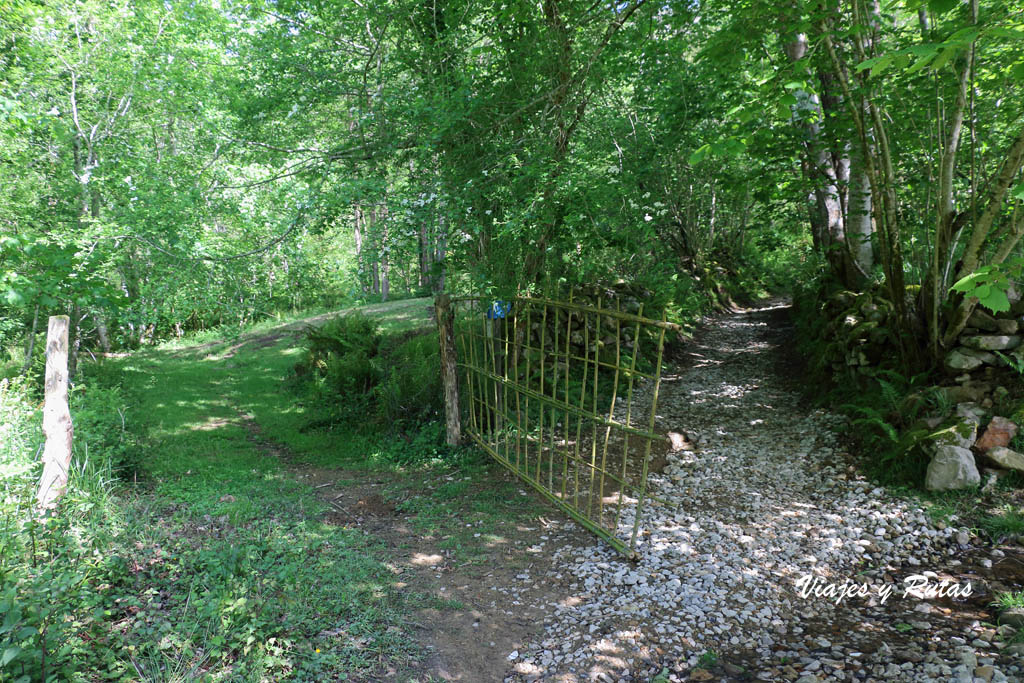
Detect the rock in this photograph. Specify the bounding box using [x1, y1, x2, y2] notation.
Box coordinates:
[946, 348, 985, 371]
[942, 381, 993, 404]
[926, 446, 981, 490]
[968, 309, 1001, 332]
[974, 416, 1019, 453]
[975, 665, 996, 682]
[957, 402, 987, 422]
[985, 446, 1024, 473]
[961, 335, 1021, 351]
[689, 669, 714, 681]
[999, 607, 1024, 629]
[924, 420, 978, 453]
[723, 662, 744, 676]
[995, 318, 1019, 334]
[962, 347, 1000, 363]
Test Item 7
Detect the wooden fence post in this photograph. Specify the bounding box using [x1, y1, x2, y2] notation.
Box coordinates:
[35, 315, 74, 514]
[435, 294, 461, 446]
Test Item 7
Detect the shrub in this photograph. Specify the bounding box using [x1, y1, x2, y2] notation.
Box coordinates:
[374, 332, 442, 425]
[299, 315, 442, 430]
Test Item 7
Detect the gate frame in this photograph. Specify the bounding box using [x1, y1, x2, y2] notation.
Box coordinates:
[439, 293, 678, 559]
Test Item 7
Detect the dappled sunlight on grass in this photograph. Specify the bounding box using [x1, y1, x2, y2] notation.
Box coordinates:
[55, 297, 563, 680]
[410, 552, 445, 566]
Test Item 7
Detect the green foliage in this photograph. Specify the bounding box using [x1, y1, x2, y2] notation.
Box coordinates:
[374, 333, 442, 426]
[299, 314, 443, 437]
[993, 591, 1024, 610]
[950, 260, 1024, 315]
[793, 280, 943, 486]
[697, 649, 719, 668]
[979, 506, 1024, 541]
[304, 313, 383, 397]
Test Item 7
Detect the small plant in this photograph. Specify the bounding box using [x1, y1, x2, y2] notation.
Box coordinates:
[994, 350, 1024, 375]
[697, 649, 718, 668]
[979, 506, 1024, 541]
[993, 591, 1024, 610]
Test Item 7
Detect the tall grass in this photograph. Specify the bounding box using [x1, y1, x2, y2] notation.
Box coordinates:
[0, 373, 134, 681]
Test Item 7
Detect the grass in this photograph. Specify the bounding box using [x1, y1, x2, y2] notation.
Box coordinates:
[994, 591, 1024, 610]
[2, 298, 544, 681]
[979, 505, 1024, 541]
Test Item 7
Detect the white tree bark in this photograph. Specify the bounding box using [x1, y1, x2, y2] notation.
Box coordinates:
[35, 316, 74, 514]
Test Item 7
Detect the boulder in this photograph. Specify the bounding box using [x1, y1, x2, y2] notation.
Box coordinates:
[974, 416, 1019, 453]
[960, 335, 1021, 351]
[924, 419, 978, 453]
[960, 347, 999, 364]
[968, 309, 1001, 333]
[996, 318, 1019, 335]
[1000, 607, 1024, 629]
[946, 348, 984, 372]
[941, 381, 993, 404]
[985, 446, 1024, 473]
[956, 402, 986, 423]
[926, 445, 981, 490]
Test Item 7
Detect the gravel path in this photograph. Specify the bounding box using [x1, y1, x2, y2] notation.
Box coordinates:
[500, 302, 1022, 683]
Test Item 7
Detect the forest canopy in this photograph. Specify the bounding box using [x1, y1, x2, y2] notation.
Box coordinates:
[2, 0, 1023, 372]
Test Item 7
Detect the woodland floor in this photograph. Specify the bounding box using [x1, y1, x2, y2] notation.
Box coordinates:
[117, 299, 1023, 682]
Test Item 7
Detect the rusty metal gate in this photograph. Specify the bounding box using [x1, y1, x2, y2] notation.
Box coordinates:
[451, 295, 676, 558]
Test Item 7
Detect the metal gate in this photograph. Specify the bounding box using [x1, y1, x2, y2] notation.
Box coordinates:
[451, 295, 676, 558]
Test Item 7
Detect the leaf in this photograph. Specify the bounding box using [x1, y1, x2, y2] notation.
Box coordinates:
[1012, 63, 1024, 82]
[927, 0, 959, 13]
[951, 270, 989, 292]
[979, 287, 1011, 314]
[907, 53, 937, 74]
[871, 55, 895, 78]
[856, 56, 882, 73]
[688, 144, 710, 165]
[930, 47, 957, 72]
[1, 647, 20, 667]
[779, 93, 798, 107]
[1012, 182, 1024, 201]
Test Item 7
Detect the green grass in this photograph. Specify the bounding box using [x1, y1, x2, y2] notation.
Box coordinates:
[1, 298, 546, 681]
[994, 591, 1024, 610]
[979, 505, 1024, 541]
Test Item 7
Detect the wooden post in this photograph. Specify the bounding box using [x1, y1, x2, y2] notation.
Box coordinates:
[436, 293, 461, 446]
[35, 315, 74, 514]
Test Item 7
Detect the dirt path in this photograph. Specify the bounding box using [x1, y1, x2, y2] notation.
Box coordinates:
[222, 300, 1022, 682]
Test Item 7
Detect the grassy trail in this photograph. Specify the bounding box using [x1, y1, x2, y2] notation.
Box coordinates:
[98, 301, 433, 680]
[81, 298, 548, 682]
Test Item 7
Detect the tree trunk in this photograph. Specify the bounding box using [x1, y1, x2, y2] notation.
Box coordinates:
[96, 316, 111, 353]
[380, 203, 390, 302]
[68, 304, 82, 379]
[848, 148, 874, 275]
[435, 293, 461, 446]
[20, 304, 40, 376]
[784, 32, 856, 288]
[36, 316, 74, 514]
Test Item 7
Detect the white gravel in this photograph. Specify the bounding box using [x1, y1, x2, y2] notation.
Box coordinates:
[499, 302, 1021, 682]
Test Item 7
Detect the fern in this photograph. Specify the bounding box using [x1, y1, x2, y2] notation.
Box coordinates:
[841, 403, 900, 443]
